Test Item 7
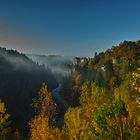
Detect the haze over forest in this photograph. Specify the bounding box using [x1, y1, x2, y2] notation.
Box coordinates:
[0, 0, 140, 140]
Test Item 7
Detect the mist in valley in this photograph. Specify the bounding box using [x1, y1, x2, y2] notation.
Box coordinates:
[27, 54, 75, 76]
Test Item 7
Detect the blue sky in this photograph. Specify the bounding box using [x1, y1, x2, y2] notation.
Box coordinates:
[0, 0, 140, 56]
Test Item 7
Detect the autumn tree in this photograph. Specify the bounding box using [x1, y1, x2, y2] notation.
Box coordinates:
[90, 97, 130, 140]
[0, 99, 11, 140]
[113, 69, 140, 139]
[63, 82, 108, 140]
[29, 83, 62, 140]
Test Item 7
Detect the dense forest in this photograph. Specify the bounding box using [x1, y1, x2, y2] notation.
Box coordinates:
[0, 40, 140, 140]
[0, 48, 57, 137]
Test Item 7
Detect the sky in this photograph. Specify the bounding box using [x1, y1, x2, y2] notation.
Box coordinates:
[0, 0, 140, 57]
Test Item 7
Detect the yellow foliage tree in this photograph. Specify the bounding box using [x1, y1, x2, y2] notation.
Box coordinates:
[63, 82, 109, 140]
[0, 99, 10, 140]
[29, 84, 62, 140]
[114, 69, 140, 139]
[130, 69, 140, 107]
[30, 116, 62, 140]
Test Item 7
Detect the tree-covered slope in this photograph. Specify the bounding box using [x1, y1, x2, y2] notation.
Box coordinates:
[61, 40, 140, 106]
[0, 47, 57, 131]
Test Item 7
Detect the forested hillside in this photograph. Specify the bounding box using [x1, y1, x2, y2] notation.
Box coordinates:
[0, 47, 57, 135]
[0, 40, 140, 140]
[61, 40, 140, 106]
[28, 40, 140, 140]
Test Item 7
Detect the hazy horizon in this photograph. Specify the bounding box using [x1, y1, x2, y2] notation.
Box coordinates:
[1, 0, 140, 57]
